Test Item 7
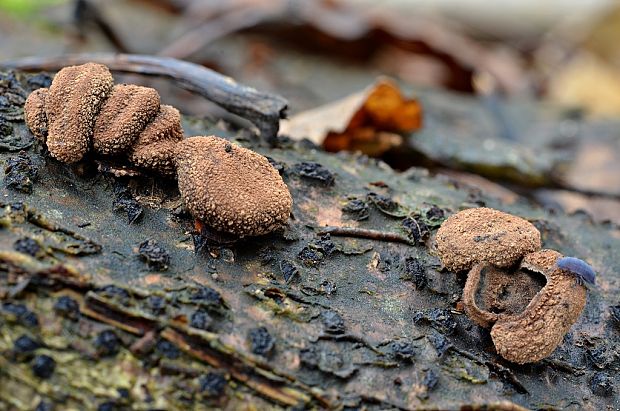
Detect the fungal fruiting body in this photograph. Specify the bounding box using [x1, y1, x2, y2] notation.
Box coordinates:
[437, 207, 591, 363]
[93, 84, 161, 155]
[491, 250, 587, 364]
[129, 105, 184, 177]
[556, 256, 596, 285]
[24, 64, 293, 238]
[24, 63, 183, 176]
[175, 136, 293, 237]
[463, 249, 587, 364]
[435, 207, 541, 272]
[23, 87, 48, 141]
[44, 63, 114, 163]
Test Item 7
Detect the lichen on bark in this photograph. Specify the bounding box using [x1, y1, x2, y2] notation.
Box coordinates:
[1, 70, 619, 410]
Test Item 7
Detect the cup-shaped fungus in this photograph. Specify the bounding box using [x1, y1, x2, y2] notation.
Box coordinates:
[174, 136, 292, 236]
[462, 261, 546, 328]
[436, 207, 541, 272]
[24, 87, 48, 141]
[44, 63, 114, 163]
[129, 105, 184, 176]
[93, 84, 161, 155]
[463, 249, 587, 364]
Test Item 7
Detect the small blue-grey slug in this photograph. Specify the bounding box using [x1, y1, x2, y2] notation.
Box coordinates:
[556, 257, 596, 285]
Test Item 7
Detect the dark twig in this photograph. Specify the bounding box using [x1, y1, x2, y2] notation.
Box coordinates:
[485, 361, 529, 394]
[1, 53, 288, 142]
[317, 226, 413, 245]
[542, 358, 586, 375]
[312, 333, 383, 354]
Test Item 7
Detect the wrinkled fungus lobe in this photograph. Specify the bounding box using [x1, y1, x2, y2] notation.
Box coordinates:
[463, 249, 587, 364]
[24, 63, 185, 176]
[133, 104, 183, 145]
[175, 136, 293, 236]
[129, 105, 184, 175]
[45, 63, 114, 163]
[23, 87, 48, 141]
[436, 207, 541, 272]
[93, 84, 161, 155]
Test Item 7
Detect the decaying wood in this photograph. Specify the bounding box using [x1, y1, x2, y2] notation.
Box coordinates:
[0, 70, 619, 410]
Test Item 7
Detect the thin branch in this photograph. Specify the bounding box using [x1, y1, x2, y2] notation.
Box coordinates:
[318, 226, 413, 245]
[1, 53, 288, 142]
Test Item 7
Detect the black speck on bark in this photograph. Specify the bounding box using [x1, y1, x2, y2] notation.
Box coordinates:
[138, 239, 170, 271]
[248, 326, 275, 356]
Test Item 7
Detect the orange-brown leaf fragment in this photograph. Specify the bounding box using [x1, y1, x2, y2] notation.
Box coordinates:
[93, 84, 161, 155]
[280, 77, 422, 156]
[354, 80, 422, 131]
[45, 62, 114, 163]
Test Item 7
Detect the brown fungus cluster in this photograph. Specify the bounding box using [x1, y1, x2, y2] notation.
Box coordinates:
[24, 63, 292, 237]
[175, 136, 293, 237]
[437, 207, 588, 364]
[24, 63, 183, 175]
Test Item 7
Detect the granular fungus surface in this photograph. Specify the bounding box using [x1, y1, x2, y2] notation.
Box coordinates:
[436, 207, 541, 272]
[175, 136, 292, 236]
[23, 63, 294, 237]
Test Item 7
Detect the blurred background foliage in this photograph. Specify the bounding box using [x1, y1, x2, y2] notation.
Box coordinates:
[2, 0, 620, 115]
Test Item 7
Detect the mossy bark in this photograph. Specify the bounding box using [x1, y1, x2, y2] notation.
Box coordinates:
[1, 71, 619, 410]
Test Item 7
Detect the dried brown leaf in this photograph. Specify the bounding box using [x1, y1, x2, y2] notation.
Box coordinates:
[281, 77, 421, 156]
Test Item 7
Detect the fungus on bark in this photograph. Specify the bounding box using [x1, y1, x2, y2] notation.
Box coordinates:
[435, 207, 541, 272]
[44, 63, 114, 163]
[174, 136, 293, 236]
[129, 105, 183, 176]
[463, 249, 587, 364]
[23, 87, 48, 141]
[23, 63, 292, 236]
[462, 262, 545, 328]
[93, 84, 161, 155]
